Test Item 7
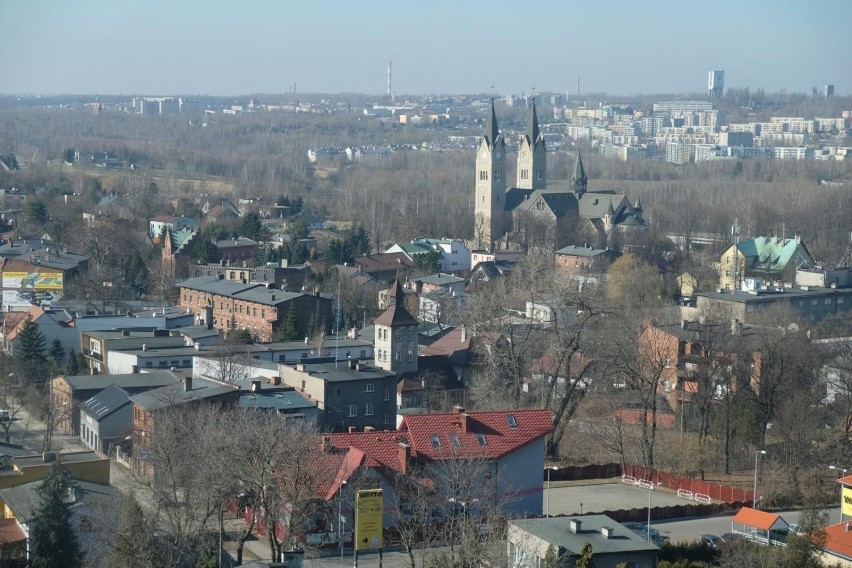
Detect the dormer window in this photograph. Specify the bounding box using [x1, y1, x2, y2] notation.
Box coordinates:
[507, 415, 517, 428]
[431, 435, 441, 448]
[476, 434, 487, 447]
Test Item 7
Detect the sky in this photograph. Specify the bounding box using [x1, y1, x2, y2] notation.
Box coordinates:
[2, 0, 850, 97]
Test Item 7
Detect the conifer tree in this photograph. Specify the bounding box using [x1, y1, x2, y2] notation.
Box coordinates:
[29, 462, 82, 568]
[66, 349, 80, 375]
[274, 305, 299, 341]
[15, 315, 46, 363]
[48, 338, 65, 366]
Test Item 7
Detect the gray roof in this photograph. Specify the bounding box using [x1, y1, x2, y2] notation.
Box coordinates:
[13, 451, 103, 469]
[239, 389, 316, 411]
[555, 245, 611, 258]
[232, 287, 301, 306]
[128, 377, 237, 411]
[0, 239, 88, 271]
[178, 276, 258, 296]
[215, 237, 257, 248]
[111, 346, 207, 358]
[79, 384, 130, 422]
[293, 361, 396, 383]
[62, 371, 180, 392]
[510, 515, 660, 556]
[0, 480, 115, 524]
[511, 190, 580, 218]
[413, 273, 464, 287]
[698, 286, 852, 304]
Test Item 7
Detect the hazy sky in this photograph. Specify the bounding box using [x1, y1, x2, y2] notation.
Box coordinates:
[2, 0, 850, 97]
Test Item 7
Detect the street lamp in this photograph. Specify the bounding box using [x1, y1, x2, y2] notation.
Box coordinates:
[337, 489, 346, 566]
[546, 466, 558, 518]
[830, 466, 848, 523]
[449, 498, 479, 543]
[753, 450, 767, 509]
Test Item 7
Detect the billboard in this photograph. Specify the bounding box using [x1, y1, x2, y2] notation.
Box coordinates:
[2, 289, 61, 308]
[355, 489, 383, 551]
[843, 487, 852, 517]
[2, 271, 64, 290]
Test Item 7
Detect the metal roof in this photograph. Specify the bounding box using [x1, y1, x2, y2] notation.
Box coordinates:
[79, 384, 130, 422]
[62, 371, 180, 392]
[510, 516, 660, 556]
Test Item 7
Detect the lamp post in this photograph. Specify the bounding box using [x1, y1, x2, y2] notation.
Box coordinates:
[339, 480, 347, 568]
[546, 466, 558, 518]
[753, 450, 766, 509]
[830, 466, 848, 523]
[449, 498, 479, 544]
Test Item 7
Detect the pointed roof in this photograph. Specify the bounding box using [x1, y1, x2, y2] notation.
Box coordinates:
[571, 151, 587, 188]
[525, 100, 541, 146]
[606, 200, 615, 215]
[390, 279, 404, 307]
[374, 281, 418, 328]
[634, 196, 643, 212]
[484, 99, 500, 148]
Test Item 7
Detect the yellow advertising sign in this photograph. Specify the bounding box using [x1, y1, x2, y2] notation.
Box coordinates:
[2, 271, 64, 290]
[355, 489, 383, 551]
[842, 487, 852, 517]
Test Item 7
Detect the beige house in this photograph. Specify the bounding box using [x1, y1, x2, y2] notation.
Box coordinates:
[719, 236, 813, 291]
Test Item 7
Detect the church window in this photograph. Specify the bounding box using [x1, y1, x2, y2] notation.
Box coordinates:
[494, 170, 502, 182]
[521, 169, 529, 180]
[479, 171, 488, 181]
[535, 170, 543, 180]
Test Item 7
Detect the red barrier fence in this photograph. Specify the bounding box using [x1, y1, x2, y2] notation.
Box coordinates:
[546, 463, 756, 505]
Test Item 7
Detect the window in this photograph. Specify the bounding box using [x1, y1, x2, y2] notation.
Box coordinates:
[365, 403, 374, 416]
[811, 299, 818, 306]
[365, 383, 374, 393]
[494, 170, 502, 182]
[301, 380, 306, 390]
[451, 433, 460, 447]
[396, 330, 401, 341]
[825, 298, 833, 305]
[158, 361, 167, 368]
[348, 404, 357, 417]
[431, 435, 441, 448]
[384, 412, 391, 424]
[182, 359, 191, 366]
[384, 388, 390, 401]
[408, 329, 413, 340]
[395, 352, 401, 362]
[407, 352, 414, 362]
[479, 170, 488, 181]
[507, 415, 517, 428]
[476, 433, 487, 446]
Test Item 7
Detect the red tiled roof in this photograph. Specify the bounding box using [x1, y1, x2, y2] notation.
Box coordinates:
[353, 253, 413, 273]
[823, 522, 852, 560]
[0, 519, 24, 543]
[397, 377, 423, 394]
[732, 507, 785, 531]
[327, 431, 407, 475]
[400, 408, 553, 462]
[5, 306, 44, 341]
[420, 327, 470, 365]
[839, 474, 852, 486]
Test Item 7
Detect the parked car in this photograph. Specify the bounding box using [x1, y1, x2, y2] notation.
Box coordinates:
[720, 532, 742, 543]
[788, 523, 805, 535]
[699, 534, 721, 548]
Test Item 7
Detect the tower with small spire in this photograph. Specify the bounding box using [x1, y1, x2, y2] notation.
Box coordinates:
[475, 99, 507, 251]
[569, 151, 587, 197]
[374, 280, 418, 375]
[516, 100, 546, 190]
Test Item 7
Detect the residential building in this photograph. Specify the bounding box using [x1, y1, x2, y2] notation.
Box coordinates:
[278, 358, 397, 432]
[718, 236, 813, 291]
[411, 238, 472, 272]
[215, 237, 258, 262]
[0, 450, 109, 490]
[469, 260, 515, 286]
[697, 285, 852, 324]
[0, 238, 89, 308]
[149, 214, 197, 239]
[50, 371, 180, 435]
[352, 252, 414, 283]
[555, 244, 620, 275]
[106, 344, 207, 374]
[178, 275, 333, 342]
[81, 329, 186, 374]
[410, 273, 465, 296]
[130, 376, 240, 478]
[78, 384, 132, 453]
[508, 516, 660, 568]
[190, 260, 308, 291]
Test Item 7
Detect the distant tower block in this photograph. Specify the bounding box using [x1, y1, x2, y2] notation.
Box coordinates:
[823, 84, 835, 98]
[708, 70, 724, 98]
[387, 61, 392, 99]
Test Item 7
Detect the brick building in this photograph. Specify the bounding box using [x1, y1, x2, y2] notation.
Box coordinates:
[178, 276, 332, 342]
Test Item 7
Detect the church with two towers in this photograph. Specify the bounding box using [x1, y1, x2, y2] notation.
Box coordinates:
[474, 100, 646, 252]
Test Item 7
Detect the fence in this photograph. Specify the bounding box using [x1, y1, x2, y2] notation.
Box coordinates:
[546, 463, 756, 505]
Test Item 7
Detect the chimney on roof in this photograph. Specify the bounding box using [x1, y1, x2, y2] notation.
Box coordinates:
[348, 426, 357, 433]
[348, 358, 357, 370]
[251, 380, 261, 393]
[601, 526, 614, 539]
[142, 344, 147, 351]
[321, 435, 331, 452]
[569, 519, 582, 534]
[453, 405, 466, 414]
[398, 442, 410, 475]
[460, 325, 466, 343]
[680, 320, 687, 330]
[184, 376, 193, 392]
[846, 522, 851, 533]
[731, 318, 743, 337]
[364, 426, 375, 432]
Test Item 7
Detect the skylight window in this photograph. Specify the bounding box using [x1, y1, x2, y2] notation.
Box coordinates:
[476, 434, 487, 446]
[431, 435, 441, 448]
[451, 433, 460, 448]
[507, 415, 518, 428]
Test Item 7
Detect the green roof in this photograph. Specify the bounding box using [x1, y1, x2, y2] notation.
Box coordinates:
[737, 237, 812, 274]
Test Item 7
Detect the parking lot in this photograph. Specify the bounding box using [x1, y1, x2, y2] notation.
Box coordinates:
[545, 481, 692, 516]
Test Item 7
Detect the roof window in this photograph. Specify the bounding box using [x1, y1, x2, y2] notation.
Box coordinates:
[507, 415, 517, 428]
[431, 435, 441, 448]
[476, 433, 487, 446]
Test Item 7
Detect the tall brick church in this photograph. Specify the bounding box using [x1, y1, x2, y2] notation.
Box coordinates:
[474, 100, 645, 251]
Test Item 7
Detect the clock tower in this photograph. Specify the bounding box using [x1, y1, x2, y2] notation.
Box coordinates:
[474, 99, 506, 251]
[516, 100, 546, 190]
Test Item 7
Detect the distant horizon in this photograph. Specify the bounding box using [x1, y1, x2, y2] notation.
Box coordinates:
[2, 1, 849, 97]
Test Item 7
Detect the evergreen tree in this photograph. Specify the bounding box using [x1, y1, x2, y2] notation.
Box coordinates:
[108, 492, 161, 567]
[576, 542, 595, 568]
[66, 349, 80, 375]
[274, 305, 299, 341]
[16, 315, 46, 362]
[29, 462, 82, 568]
[239, 211, 264, 241]
[48, 338, 65, 366]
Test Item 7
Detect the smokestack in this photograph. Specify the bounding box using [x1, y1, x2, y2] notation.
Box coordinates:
[387, 61, 392, 98]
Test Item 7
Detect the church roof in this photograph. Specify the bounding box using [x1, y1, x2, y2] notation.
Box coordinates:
[484, 99, 501, 149]
[571, 151, 587, 189]
[511, 190, 579, 219]
[578, 192, 628, 220]
[505, 188, 536, 211]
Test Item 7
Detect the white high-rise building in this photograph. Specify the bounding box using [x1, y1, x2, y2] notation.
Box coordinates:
[708, 70, 724, 98]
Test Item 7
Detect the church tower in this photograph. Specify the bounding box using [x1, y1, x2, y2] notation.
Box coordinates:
[516, 100, 546, 190]
[569, 150, 587, 198]
[475, 100, 506, 251]
[374, 280, 418, 375]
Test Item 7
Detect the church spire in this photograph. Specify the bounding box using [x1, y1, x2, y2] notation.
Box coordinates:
[485, 98, 500, 149]
[526, 99, 541, 146]
[570, 150, 587, 197]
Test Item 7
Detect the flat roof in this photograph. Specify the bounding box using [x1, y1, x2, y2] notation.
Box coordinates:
[510, 516, 660, 555]
[129, 377, 237, 410]
[288, 361, 396, 383]
[698, 286, 852, 303]
[61, 371, 180, 392]
[14, 450, 104, 468]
